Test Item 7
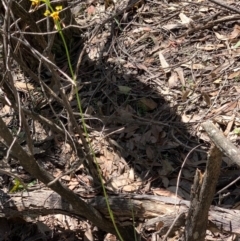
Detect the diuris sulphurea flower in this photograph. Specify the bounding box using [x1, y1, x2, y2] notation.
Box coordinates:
[30, 0, 41, 6]
[44, 5, 62, 21]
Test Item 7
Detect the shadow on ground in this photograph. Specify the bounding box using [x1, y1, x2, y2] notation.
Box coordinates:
[74, 23, 209, 201]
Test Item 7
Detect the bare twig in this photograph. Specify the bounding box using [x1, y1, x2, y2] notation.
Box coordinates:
[208, 0, 240, 15]
[178, 14, 240, 38]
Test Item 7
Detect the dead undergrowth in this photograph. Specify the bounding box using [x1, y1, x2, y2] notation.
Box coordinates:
[1, 0, 240, 240]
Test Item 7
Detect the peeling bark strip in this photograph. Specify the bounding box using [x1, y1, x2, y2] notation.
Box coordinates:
[184, 145, 222, 241]
[202, 121, 240, 166]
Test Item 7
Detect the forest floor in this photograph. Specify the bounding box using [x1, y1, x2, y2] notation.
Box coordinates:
[1, 0, 240, 240]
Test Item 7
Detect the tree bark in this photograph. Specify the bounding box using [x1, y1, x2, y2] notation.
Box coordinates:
[184, 145, 222, 241]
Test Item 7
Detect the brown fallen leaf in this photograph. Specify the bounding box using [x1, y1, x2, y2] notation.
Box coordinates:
[182, 89, 191, 102]
[139, 97, 157, 111]
[168, 71, 178, 88]
[229, 24, 240, 40]
[175, 67, 185, 86]
[201, 91, 211, 106]
[15, 82, 34, 92]
[152, 188, 179, 198]
[159, 51, 170, 73]
[146, 145, 154, 159]
[228, 70, 240, 79]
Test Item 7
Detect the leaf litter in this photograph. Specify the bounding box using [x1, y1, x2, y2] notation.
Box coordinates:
[2, 0, 240, 240]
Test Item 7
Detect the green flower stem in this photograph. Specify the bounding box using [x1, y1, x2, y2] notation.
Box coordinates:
[41, 2, 126, 240]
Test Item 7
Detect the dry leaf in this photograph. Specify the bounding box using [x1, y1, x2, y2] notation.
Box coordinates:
[162, 23, 181, 30]
[139, 97, 157, 111]
[212, 101, 237, 114]
[179, 12, 192, 26]
[168, 71, 178, 88]
[234, 86, 240, 93]
[213, 78, 222, 84]
[181, 63, 205, 69]
[175, 67, 185, 86]
[84, 228, 94, 241]
[159, 51, 170, 73]
[146, 145, 154, 159]
[110, 176, 129, 189]
[201, 91, 211, 106]
[215, 32, 228, 41]
[135, 63, 148, 71]
[199, 6, 209, 12]
[191, 63, 205, 69]
[140, 130, 152, 144]
[129, 168, 135, 181]
[118, 85, 131, 94]
[159, 159, 174, 176]
[224, 115, 235, 136]
[123, 62, 136, 69]
[122, 184, 137, 192]
[15, 82, 34, 92]
[228, 70, 240, 79]
[143, 18, 154, 24]
[182, 90, 190, 102]
[229, 24, 240, 39]
[156, 221, 164, 231]
[104, 233, 117, 241]
[152, 188, 177, 197]
[132, 27, 152, 33]
[211, 60, 234, 76]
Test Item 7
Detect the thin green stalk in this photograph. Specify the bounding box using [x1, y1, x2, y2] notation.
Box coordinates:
[131, 201, 137, 241]
[39, 1, 126, 240]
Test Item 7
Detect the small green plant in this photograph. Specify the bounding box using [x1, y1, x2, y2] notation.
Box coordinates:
[234, 76, 240, 82]
[234, 128, 240, 135]
[9, 178, 22, 193]
[10, 179, 37, 193]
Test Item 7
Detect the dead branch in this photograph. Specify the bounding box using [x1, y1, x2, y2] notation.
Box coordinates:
[0, 190, 239, 235]
[208, 0, 240, 15]
[178, 15, 240, 38]
[184, 145, 222, 241]
[202, 121, 240, 167]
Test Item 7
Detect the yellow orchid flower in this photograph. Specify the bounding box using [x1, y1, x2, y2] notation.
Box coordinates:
[30, 0, 41, 6]
[44, 6, 62, 21]
[44, 9, 50, 16]
[55, 6, 62, 11]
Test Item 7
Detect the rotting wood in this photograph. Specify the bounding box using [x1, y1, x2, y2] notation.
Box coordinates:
[184, 145, 222, 241]
[0, 190, 239, 235]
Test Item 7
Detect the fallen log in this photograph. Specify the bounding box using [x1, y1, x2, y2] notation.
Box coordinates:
[0, 189, 239, 234]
